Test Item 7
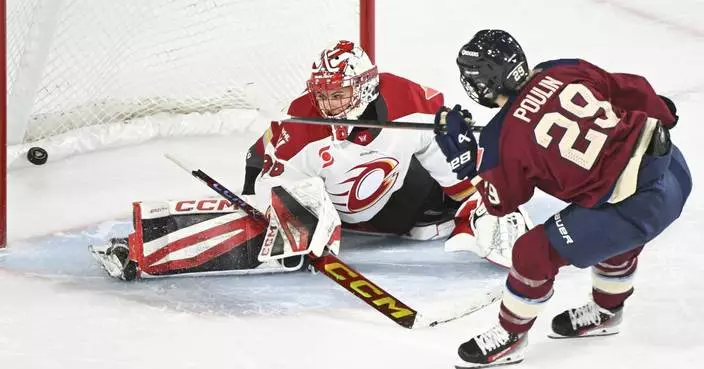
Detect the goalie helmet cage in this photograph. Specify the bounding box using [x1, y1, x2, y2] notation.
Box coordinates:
[0, 0, 376, 248]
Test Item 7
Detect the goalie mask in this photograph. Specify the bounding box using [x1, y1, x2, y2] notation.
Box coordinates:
[307, 40, 379, 140]
[456, 29, 529, 108]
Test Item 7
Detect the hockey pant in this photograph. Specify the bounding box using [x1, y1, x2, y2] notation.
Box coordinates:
[499, 144, 692, 333]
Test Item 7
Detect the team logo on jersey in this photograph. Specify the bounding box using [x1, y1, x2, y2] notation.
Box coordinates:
[319, 146, 334, 168]
[328, 157, 399, 214]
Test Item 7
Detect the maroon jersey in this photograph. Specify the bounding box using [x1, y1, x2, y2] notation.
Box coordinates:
[474, 59, 676, 216]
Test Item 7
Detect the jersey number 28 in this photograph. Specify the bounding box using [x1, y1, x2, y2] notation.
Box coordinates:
[534, 84, 619, 170]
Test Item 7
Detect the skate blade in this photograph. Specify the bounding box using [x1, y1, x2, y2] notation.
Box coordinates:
[548, 326, 620, 339]
[455, 356, 524, 369]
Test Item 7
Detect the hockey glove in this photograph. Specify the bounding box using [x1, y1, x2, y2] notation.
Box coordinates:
[434, 104, 479, 180]
[658, 95, 678, 128]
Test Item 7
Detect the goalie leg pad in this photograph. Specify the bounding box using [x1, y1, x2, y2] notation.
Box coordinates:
[90, 198, 306, 280]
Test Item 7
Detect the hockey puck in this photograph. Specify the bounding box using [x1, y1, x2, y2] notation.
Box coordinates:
[27, 147, 48, 165]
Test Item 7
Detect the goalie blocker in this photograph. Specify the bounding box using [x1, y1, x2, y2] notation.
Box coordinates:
[90, 178, 341, 280]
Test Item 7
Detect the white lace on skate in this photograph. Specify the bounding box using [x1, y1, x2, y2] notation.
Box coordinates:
[568, 302, 612, 330]
[474, 325, 511, 355]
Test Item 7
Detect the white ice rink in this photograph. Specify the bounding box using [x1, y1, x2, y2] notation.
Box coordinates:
[2, 0, 703, 368]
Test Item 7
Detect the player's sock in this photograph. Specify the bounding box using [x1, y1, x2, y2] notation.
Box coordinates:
[456, 324, 527, 368]
[549, 301, 623, 338]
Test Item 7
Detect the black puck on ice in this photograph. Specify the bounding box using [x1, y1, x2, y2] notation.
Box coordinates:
[27, 147, 48, 165]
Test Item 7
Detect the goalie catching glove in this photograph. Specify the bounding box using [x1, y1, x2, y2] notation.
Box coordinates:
[90, 177, 341, 280]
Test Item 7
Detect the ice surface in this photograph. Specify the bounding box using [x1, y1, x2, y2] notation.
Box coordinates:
[2, 0, 703, 368]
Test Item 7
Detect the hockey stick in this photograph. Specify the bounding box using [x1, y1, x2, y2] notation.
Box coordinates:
[284, 116, 485, 132]
[165, 153, 500, 328]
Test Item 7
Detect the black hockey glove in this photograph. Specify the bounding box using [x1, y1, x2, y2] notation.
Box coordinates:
[434, 104, 479, 180]
[658, 95, 678, 129]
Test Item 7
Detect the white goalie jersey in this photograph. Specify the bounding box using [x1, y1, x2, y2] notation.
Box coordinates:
[253, 73, 475, 223]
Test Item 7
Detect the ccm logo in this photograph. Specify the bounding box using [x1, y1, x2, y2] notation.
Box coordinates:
[324, 262, 414, 319]
[260, 226, 278, 257]
[174, 199, 235, 212]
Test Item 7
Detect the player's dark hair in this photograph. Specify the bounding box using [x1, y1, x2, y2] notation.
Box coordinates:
[456, 29, 529, 108]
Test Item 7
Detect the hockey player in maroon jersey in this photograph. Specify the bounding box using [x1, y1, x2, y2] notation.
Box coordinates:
[434, 30, 692, 367]
[244, 40, 532, 267]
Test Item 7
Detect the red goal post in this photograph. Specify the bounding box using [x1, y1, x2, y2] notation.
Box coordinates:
[0, 0, 375, 248]
[2, 0, 6, 248]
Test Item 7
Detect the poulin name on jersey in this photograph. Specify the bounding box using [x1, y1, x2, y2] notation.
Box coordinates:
[512, 75, 564, 123]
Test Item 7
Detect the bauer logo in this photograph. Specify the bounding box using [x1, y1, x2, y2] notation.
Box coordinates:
[553, 212, 574, 245]
[461, 50, 479, 57]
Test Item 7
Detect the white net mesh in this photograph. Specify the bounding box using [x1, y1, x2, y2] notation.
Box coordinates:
[5, 0, 360, 144]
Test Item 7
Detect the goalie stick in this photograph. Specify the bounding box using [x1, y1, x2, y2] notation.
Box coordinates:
[165, 153, 501, 328]
[284, 116, 485, 132]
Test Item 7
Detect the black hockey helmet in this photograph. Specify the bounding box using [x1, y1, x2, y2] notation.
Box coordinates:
[456, 29, 529, 108]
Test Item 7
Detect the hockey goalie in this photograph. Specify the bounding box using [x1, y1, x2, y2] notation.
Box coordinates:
[90, 40, 532, 281]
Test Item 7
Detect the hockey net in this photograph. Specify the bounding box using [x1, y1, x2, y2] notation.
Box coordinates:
[1, 0, 374, 247]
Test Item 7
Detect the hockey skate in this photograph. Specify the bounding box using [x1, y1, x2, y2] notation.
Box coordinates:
[548, 301, 622, 339]
[455, 324, 527, 368]
[89, 237, 138, 281]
